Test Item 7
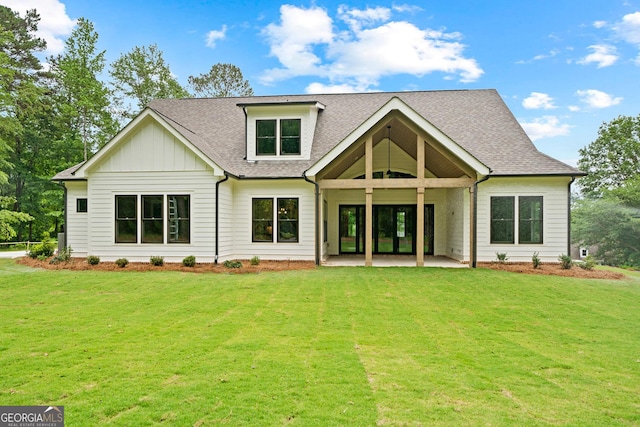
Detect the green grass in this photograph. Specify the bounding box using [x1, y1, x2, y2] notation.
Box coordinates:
[1, 259, 639, 426]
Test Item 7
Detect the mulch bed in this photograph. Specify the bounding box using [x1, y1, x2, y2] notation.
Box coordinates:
[16, 257, 627, 279]
[16, 257, 316, 274]
[477, 262, 626, 280]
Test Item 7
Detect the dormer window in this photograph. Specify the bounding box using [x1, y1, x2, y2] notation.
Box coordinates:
[256, 119, 301, 156]
[240, 100, 324, 161]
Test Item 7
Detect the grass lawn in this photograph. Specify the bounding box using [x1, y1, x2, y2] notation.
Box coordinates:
[1, 259, 639, 426]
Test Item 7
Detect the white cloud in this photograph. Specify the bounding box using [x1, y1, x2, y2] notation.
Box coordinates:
[576, 89, 622, 108]
[0, 0, 76, 54]
[522, 92, 557, 110]
[261, 5, 483, 88]
[305, 82, 362, 94]
[613, 11, 640, 44]
[533, 49, 560, 61]
[519, 116, 572, 141]
[568, 105, 581, 112]
[578, 44, 618, 67]
[261, 5, 334, 82]
[337, 5, 390, 32]
[206, 25, 227, 48]
[593, 20, 607, 29]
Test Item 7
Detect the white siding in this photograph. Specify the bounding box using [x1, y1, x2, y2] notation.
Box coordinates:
[217, 179, 235, 261]
[229, 180, 316, 261]
[79, 119, 219, 263]
[476, 177, 571, 262]
[445, 188, 469, 261]
[87, 170, 217, 263]
[65, 181, 89, 256]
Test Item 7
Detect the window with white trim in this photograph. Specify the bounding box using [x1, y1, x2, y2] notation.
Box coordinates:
[115, 195, 190, 244]
[252, 197, 299, 243]
[256, 119, 301, 156]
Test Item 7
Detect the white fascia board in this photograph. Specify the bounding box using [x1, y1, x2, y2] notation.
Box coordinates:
[73, 108, 224, 178]
[306, 97, 490, 177]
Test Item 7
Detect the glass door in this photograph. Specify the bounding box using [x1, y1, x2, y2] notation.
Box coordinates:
[424, 204, 434, 255]
[339, 206, 365, 254]
[374, 205, 416, 254]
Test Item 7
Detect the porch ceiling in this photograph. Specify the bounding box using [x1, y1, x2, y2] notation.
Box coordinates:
[318, 115, 471, 180]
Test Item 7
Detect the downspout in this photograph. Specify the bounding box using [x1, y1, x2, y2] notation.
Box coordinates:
[303, 171, 321, 266]
[215, 172, 230, 264]
[472, 175, 491, 268]
[567, 176, 576, 256]
[242, 106, 248, 160]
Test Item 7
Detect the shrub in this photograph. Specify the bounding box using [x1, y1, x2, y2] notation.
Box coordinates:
[495, 252, 509, 263]
[223, 259, 243, 269]
[49, 246, 72, 265]
[115, 258, 129, 268]
[182, 255, 196, 267]
[150, 256, 164, 266]
[87, 255, 100, 265]
[28, 240, 55, 259]
[558, 254, 573, 270]
[250, 256, 260, 266]
[532, 252, 541, 269]
[578, 255, 596, 271]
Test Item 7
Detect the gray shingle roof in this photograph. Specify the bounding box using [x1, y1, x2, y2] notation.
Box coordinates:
[54, 89, 583, 180]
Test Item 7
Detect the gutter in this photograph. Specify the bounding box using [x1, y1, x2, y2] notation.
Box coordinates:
[215, 172, 231, 264]
[567, 176, 576, 257]
[472, 175, 491, 268]
[303, 171, 321, 266]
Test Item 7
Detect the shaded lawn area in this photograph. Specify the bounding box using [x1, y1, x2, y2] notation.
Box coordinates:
[1, 259, 639, 426]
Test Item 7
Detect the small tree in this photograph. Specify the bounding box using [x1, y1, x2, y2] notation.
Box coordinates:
[0, 196, 33, 241]
[188, 63, 254, 98]
[109, 44, 190, 120]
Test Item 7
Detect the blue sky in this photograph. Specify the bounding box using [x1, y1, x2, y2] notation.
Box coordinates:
[4, 0, 640, 167]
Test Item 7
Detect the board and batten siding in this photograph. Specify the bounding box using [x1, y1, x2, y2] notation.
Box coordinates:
[445, 188, 469, 261]
[230, 180, 316, 261]
[476, 177, 571, 262]
[65, 181, 89, 256]
[82, 119, 219, 262]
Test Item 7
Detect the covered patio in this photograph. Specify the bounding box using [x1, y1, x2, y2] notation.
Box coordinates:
[322, 255, 468, 268]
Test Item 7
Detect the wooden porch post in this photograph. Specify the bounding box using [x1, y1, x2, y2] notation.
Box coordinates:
[416, 134, 425, 266]
[416, 189, 425, 266]
[365, 135, 373, 266]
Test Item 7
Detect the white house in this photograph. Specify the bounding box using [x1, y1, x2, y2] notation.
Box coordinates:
[53, 90, 584, 266]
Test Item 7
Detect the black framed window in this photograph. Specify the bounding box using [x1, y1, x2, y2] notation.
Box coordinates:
[142, 195, 163, 243]
[76, 198, 88, 213]
[280, 119, 301, 155]
[519, 196, 543, 244]
[277, 198, 299, 242]
[168, 195, 190, 243]
[115, 195, 137, 243]
[490, 196, 514, 244]
[252, 198, 273, 242]
[256, 120, 276, 155]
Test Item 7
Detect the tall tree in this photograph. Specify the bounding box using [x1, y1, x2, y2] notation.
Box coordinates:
[0, 6, 47, 187]
[109, 44, 189, 120]
[573, 114, 640, 267]
[48, 17, 117, 161]
[572, 197, 640, 267]
[0, 6, 53, 240]
[188, 63, 254, 98]
[577, 115, 640, 198]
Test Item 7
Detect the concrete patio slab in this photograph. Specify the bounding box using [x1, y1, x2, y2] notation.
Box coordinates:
[323, 255, 468, 268]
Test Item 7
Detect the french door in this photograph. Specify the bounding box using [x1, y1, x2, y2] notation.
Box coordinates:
[339, 204, 435, 255]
